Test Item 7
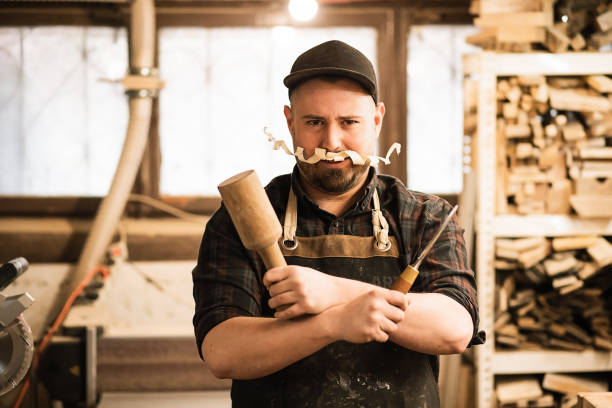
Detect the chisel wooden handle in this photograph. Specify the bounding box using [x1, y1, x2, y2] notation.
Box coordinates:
[390, 265, 419, 294]
[218, 170, 287, 270]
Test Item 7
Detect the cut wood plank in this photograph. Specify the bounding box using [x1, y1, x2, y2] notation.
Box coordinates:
[542, 373, 608, 395]
[519, 240, 551, 268]
[587, 237, 612, 268]
[506, 124, 532, 138]
[563, 122, 587, 141]
[545, 25, 570, 53]
[570, 195, 612, 217]
[552, 274, 579, 288]
[578, 147, 612, 160]
[549, 88, 611, 112]
[570, 33, 587, 50]
[596, 10, 612, 32]
[498, 26, 546, 43]
[475, 11, 553, 27]
[559, 279, 584, 294]
[578, 392, 612, 408]
[479, 0, 543, 15]
[497, 236, 548, 253]
[552, 236, 599, 251]
[539, 144, 561, 168]
[497, 376, 543, 404]
[578, 262, 601, 280]
[548, 337, 586, 351]
[586, 75, 612, 93]
[594, 336, 612, 350]
[518, 75, 546, 86]
[547, 180, 572, 215]
[544, 256, 578, 276]
[531, 84, 549, 103]
[574, 178, 612, 196]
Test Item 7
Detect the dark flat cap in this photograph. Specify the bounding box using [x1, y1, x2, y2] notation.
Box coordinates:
[284, 40, 377, 103]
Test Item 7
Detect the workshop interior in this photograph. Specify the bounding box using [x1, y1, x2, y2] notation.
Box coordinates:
[1, 0, 612, 407]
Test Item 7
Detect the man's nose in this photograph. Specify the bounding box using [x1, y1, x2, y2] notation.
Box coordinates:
[321, 123, 343, 152]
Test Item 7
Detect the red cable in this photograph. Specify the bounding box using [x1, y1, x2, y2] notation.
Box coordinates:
[13, 265, 109, 408]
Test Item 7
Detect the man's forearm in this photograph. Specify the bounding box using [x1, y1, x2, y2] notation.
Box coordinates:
[333, 278, 474, 354]
[202, 313, 336, 380]
[390, 292, 473, 355]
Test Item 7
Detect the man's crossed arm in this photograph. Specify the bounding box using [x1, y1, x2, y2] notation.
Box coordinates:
[202, 265, 473, 380]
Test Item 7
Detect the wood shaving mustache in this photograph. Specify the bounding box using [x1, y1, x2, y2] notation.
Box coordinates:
[264, 127, 401, 167]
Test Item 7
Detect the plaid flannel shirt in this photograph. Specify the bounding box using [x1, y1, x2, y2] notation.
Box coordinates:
[193, 166, 483, 358]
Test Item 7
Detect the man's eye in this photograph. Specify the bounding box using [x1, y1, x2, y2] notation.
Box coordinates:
[343, 119, 358, 125]
[307, 120, 323, 126]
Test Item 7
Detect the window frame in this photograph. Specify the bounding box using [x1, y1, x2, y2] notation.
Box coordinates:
[0, 2, 471, 217]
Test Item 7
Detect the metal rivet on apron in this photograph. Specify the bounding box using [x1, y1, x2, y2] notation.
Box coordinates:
[281, 239, 298, 251]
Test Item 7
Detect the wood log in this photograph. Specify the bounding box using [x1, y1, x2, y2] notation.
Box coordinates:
[549, 88, 611, 112]
[503, 102, 519, 119]
[506, 124, 532, 138]
[562, 121, 587, 141]
[586, 75, 612, 93]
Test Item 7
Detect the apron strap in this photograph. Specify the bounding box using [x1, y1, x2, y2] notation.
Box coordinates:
[372, 189, 391, 252]
[282, 185, 392, 252]
[282, 186, 298, 250]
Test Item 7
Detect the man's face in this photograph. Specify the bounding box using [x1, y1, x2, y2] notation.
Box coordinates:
[283, 78, 385, 195]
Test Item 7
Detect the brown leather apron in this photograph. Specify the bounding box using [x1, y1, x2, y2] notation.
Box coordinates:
[231, 187, 440, 408]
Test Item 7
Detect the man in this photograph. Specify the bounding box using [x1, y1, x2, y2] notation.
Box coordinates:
[193, 40, 483, 407]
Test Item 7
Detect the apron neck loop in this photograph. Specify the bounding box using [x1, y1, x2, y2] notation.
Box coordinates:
[372, 188, 391, 251]
[282, 185, 392, 252]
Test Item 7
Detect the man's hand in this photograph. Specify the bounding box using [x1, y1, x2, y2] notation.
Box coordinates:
[264, 265, 342, 319]
[328, 289, 408, 343]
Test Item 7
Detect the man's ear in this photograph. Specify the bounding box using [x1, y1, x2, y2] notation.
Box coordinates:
[374, 102, 385, 138]
[283, 105, 294, 136]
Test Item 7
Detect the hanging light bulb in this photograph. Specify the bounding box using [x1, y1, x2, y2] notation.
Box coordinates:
[288, 0, 319, 22]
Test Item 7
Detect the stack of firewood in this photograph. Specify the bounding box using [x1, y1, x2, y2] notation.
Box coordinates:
[493, 74, 612, 216]
[496, 373, 609, 408]
[468, 0, 612, 52]
[494, 236, 612, 351]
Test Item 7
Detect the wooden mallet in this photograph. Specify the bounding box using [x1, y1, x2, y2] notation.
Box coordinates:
[218, 170, 287, 270]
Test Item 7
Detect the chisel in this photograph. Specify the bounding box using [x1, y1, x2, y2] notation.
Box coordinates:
[390, 205, 459, 293]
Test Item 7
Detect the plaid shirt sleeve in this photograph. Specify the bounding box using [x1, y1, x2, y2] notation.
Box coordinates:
[403, 194, 485, 346]
[192, 204, 267, 359]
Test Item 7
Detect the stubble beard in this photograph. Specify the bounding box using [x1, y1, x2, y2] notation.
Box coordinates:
[297, 159, 370, 194]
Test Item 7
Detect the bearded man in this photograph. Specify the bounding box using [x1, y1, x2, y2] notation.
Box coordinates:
[192, 40, 483, 408]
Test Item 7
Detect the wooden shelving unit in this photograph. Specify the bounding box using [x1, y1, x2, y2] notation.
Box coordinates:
[464, 52, 612, 408]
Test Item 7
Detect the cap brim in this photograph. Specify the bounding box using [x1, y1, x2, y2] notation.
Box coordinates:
[283, 67, 376, 96]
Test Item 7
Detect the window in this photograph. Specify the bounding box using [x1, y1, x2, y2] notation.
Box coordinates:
[0, 26, 129, 196]
[407, 25, 479, 194]
[158, 26, 377, 195]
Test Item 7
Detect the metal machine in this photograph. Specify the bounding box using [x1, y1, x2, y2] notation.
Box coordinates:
[0, 257, 34, 397]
